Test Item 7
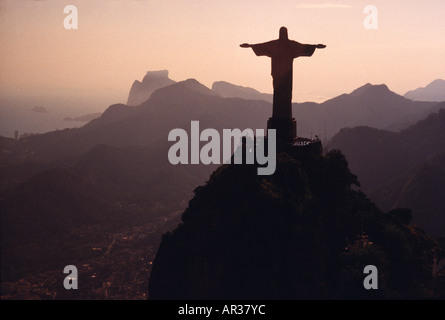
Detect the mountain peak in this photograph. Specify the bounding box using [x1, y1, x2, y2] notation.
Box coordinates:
[143, 78, 218, 109]
[430, 79, 445, 86]
[404, 79, 445, 102]
[97, 103, 132, 122]
[350, 83, 390, 96]
[143, 70, 170, 79]
[161, 78, 217, 97]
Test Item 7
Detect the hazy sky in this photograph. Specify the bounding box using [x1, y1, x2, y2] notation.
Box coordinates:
[1, 0, 444, 104]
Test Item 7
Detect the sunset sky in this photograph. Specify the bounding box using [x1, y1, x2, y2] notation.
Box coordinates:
[1, 0, 444, 105]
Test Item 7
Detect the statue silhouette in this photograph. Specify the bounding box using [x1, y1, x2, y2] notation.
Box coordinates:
[241, 27, 326, 142]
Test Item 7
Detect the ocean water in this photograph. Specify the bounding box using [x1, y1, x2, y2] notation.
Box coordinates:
[0, 93, 118, 138]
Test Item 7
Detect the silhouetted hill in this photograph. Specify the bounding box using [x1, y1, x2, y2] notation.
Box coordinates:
[212, 81, 273, 102]
[149, 149, 439, 299]
[404, 79, 445, 102]
[127, 70, 176, 106]
[293, 83, 441, 139]
[328, 109, 445, 236]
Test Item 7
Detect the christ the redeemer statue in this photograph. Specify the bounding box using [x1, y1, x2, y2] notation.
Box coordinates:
[241, 27, 326, 142]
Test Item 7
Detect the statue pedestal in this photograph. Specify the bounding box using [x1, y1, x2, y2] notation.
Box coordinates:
[267, 117, 296, 143]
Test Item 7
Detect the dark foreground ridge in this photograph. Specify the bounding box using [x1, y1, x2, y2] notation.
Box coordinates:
[149, 148, 443, 299]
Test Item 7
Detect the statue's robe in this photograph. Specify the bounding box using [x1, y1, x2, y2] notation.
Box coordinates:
[251, 40, 316, 118]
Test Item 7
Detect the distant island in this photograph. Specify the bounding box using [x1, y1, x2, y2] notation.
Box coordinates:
[31, 106, 48, 113]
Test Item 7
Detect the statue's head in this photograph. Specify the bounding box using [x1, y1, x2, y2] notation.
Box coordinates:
[279, 27, 288, 40]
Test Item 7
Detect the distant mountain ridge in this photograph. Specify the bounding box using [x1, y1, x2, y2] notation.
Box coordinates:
[126, 71, 444, 140]
[293, 82, 442, 139]
[212, 81, 273, 103]
[4, 78, 445, 166]
[3, 78, 271, 165]
[404, 79, 445, 102]
[4, 77, 445, 229]
[328, 108, 445, 236]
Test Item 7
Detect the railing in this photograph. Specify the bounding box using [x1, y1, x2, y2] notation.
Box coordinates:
[293, 137, 321, 146]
